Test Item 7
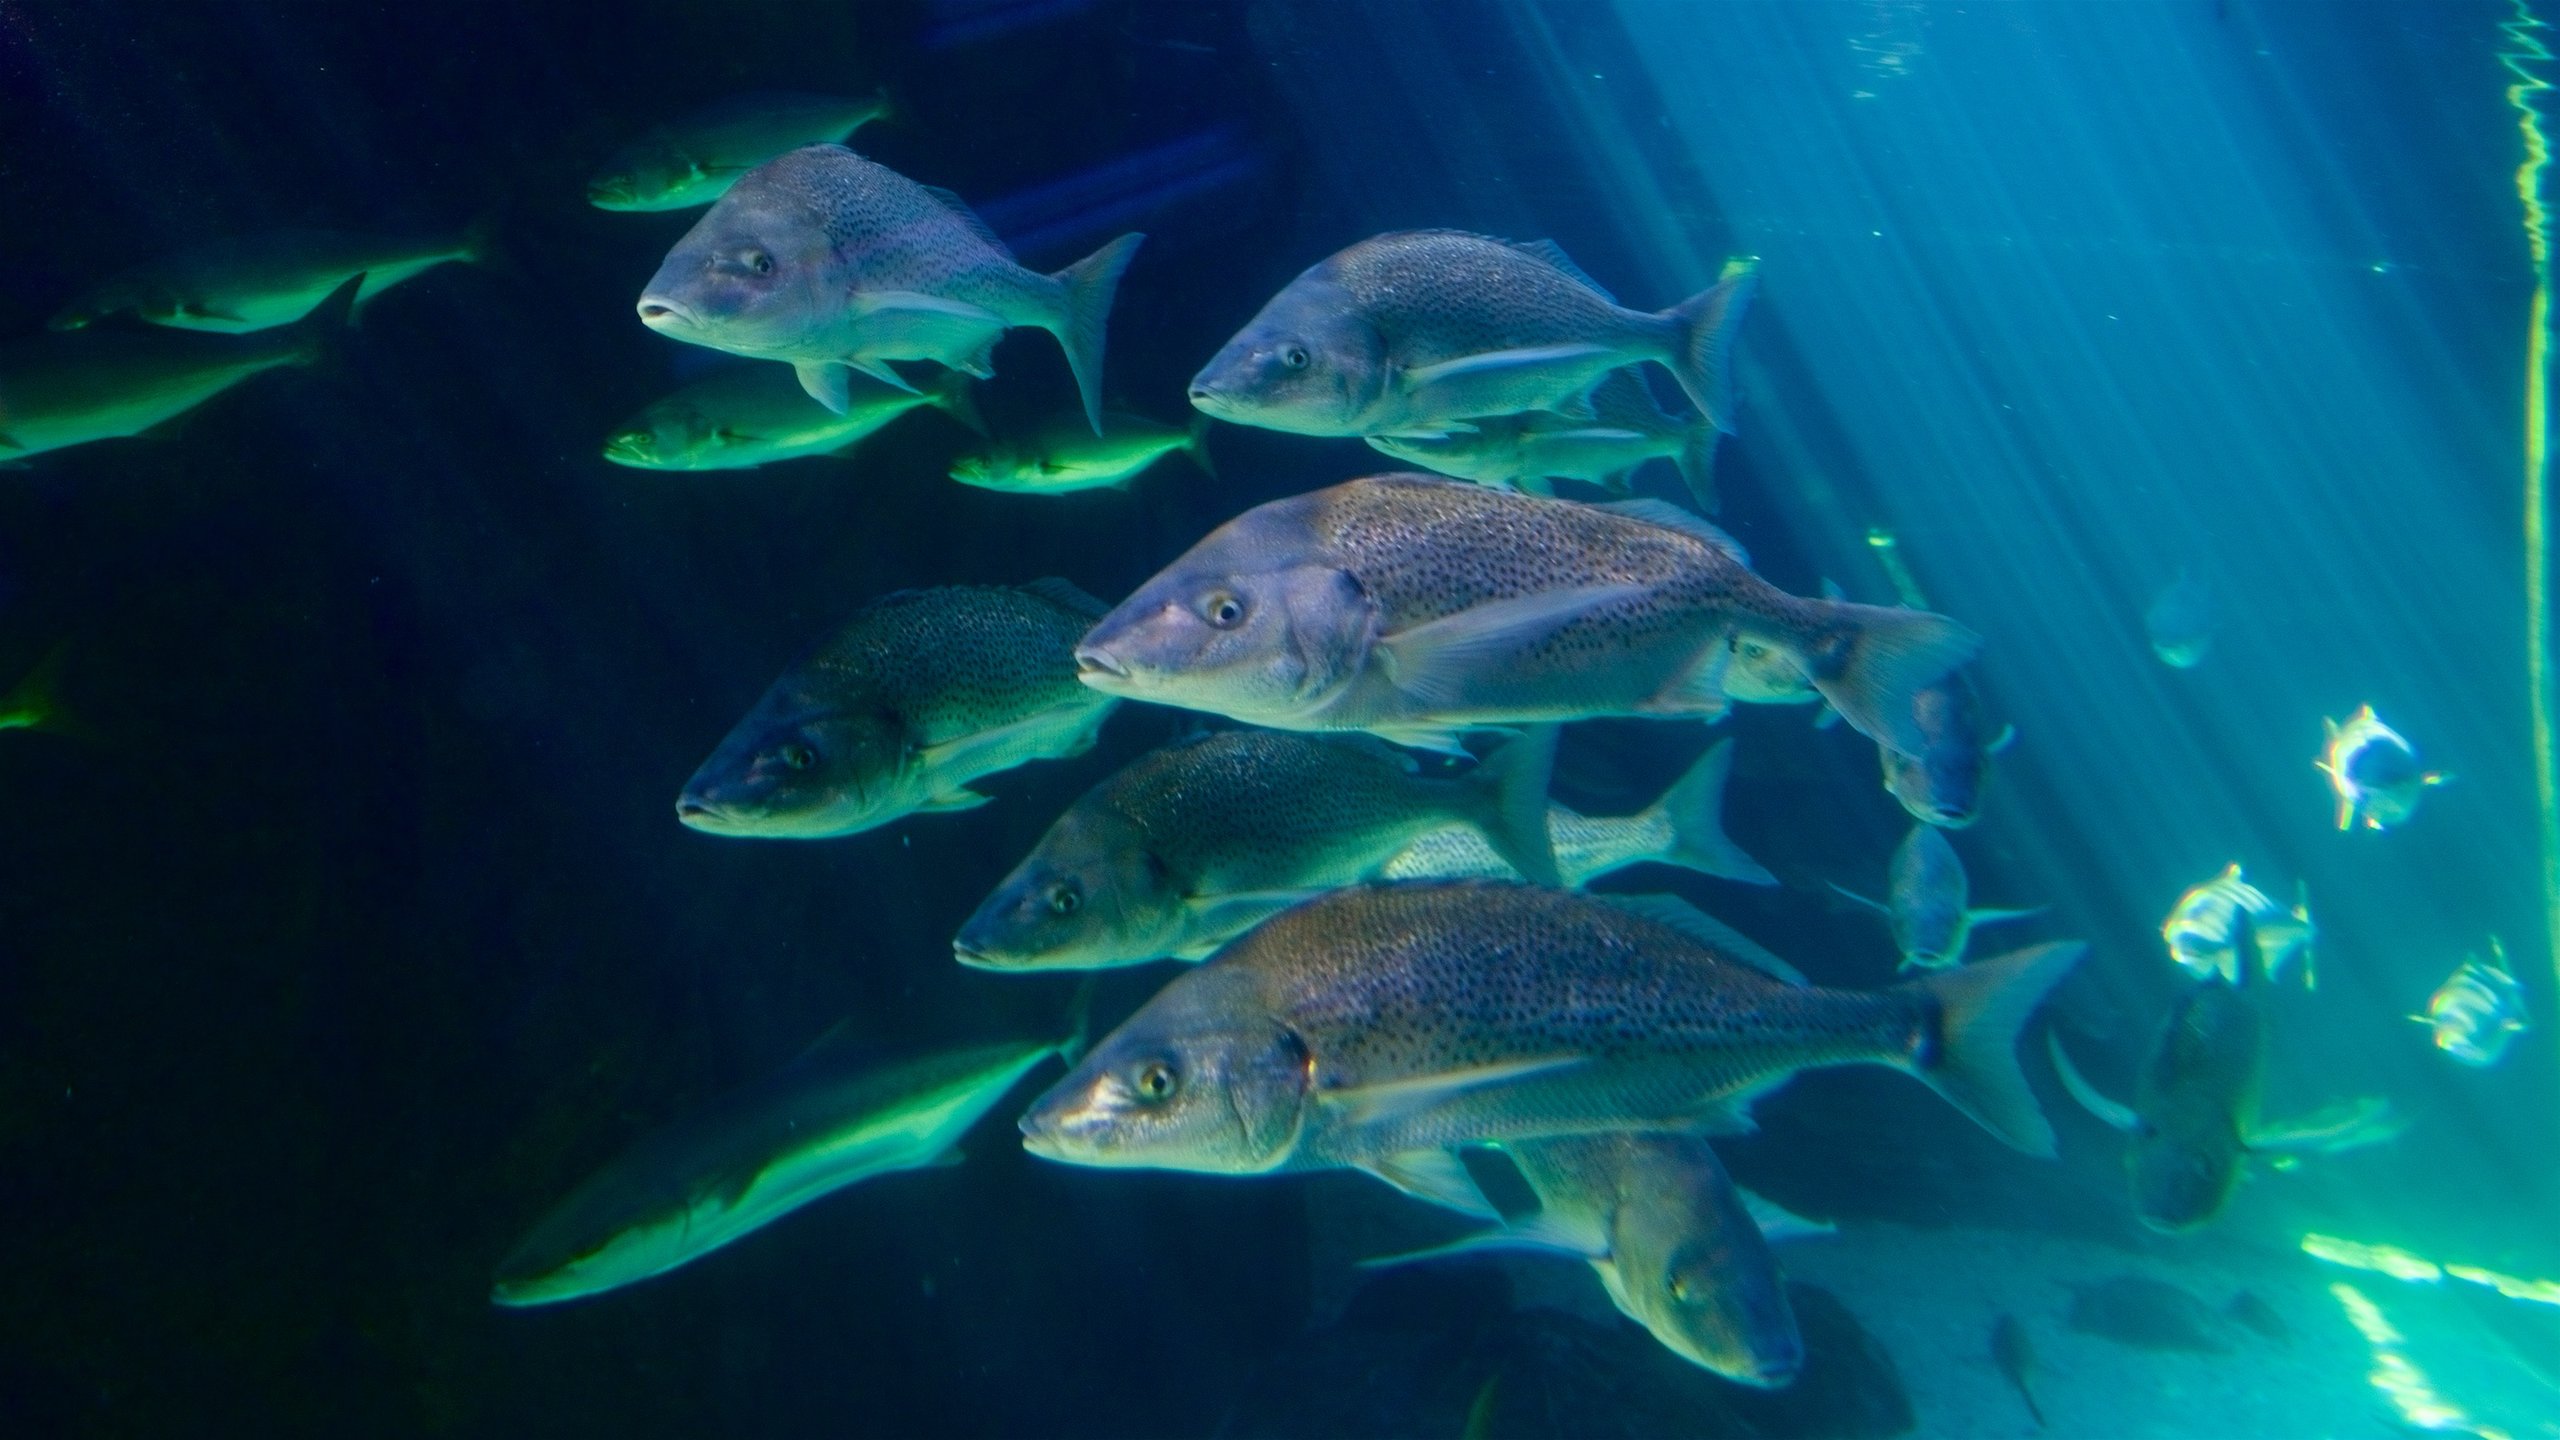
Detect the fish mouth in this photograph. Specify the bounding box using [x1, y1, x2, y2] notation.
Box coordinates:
[1074, 646, 1132, 684]
[675, 795, 736, 831]
[636, 295, 697, 332]
[951, 938, 1009, 970]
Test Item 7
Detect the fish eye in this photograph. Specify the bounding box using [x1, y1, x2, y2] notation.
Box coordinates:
[1280, 344, 1310, 370]
[1047, 881, 1082, 916]
[777, 742, 818, 771]
[744, 249, 774, 276]
[1132, 1060, 1179, 1103]
[1199, 590, 1247, 628]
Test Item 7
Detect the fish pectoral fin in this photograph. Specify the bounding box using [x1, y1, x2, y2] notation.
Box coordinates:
[1355, 1149, 1502, 1218]
[843, 357, 919, 394]
[1828, 882, 1890, 915]
[1318, 1056, 1587, 1128]
[1365, 723, 1477, 756]
[1185, 890, 1326, 946]
[1398, 344, 1618, 393]
[917, 787, 994, 813]
[796, 361, 856, 414]
[2245, 1096, 2405, 1156]
[1375, 421, 1484, 441]
[2044, 1034, 2139, 1134]
[1738, 1187, 1837, 1243]
[1358, 1226, 1594, 1271]
[1376, 584, 1648, 709]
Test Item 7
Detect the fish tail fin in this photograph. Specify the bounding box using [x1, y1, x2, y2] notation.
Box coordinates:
[928, 371, 988, 436]
[1659, 264, 1757, 433]
[1647, 738, 1774, 885]
[0, 642, 69, 733]
[289, 272, 365, 366]
[1468, 725, 1562, 888]
[1182, 412, 1218, 478]
[1048, 233, 1144, 435]
[1904, 941, 2087, 1156]
[1674, 416, 1720, 514]
[1801, 602, 1981, 756]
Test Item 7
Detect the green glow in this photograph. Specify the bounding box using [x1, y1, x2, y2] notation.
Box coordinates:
[2331, 1283, 2512, 1439]
[2501, 0, 2560, 1069]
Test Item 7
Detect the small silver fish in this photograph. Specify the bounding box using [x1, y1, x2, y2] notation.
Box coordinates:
[1017, 882, 2085, 1178]
[0, 275, 357, 460]
[2161, 863, 2315, 988]
[1379, 737, 1774, 888]
[2316, 704, 2445, 832]
[50, 226, 484, 333]
[637, 144, 1141, 433]
[678, 580, 1117, 838]
[589, 91, 893, 212]
[2144, 569, 2214, 669]
[1073, 474, 1979, 757]
[1833, 823, 2039, 971]
[948, 412, 1212, 494]
[1361, 369, 1720, 512]
[492, 1014, 1078, 1306]
[2410, 940, 2529, 1067]
[1188, 231, 1752, 441]
[603, 365, 977, 471]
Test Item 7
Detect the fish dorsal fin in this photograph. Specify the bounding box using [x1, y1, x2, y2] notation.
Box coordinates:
[1018, 576, 1111, 619]
[1601, 893, 1809, 986]
[1598, 499, 1749, 566]
[920, 184, 1015, 260]
[1511, 239, 1619, 303]
[2045, 1033, 2138, 1133]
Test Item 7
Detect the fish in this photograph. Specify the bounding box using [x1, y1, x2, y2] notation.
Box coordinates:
[1832, 823, 2039, 972]
[2223, 1290, 2291, 1346]
[2161, 863, 2315, 988]
[1364, 1134, 1806, 1387]
[49, 227, 484, 333]
[2061, 1275, 2229, 1354]
[1989, 1313, 2046, 1428]
[588, 90, 894, 212]
[636, 143, 1142, 434]
[2144, 569, 2214, 669]
[1879, 666, 2011, 829]
[677, 580, 1118, 838]
[2051, 910, 2402, 1232]
[1378, 737, 1775, 889]
[491, 1009, 1082, 1307]
[951, 727, 1560, 971]
[2316, 705, 2446, 832]
[2409, 940, 2530, 1067]
[0, 645, 65, 733]
[1361, 369, 1720, 512]
[1186, 230, 1753, 442]
[948, 412, 1213, 495]
[1072, 474, 1980, 757]
[0, 274, 359, 461]
[1016, 881, 2086, 1181]
[602, 364, 978, 471]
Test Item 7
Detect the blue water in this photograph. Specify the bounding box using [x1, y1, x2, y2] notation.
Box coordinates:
[0, 1, 2552, 1434]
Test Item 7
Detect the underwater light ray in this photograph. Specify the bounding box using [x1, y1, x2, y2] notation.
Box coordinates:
[2501, 1, 2560, 1033]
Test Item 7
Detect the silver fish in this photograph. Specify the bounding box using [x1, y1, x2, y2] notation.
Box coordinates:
[1361, 369, 1720, 512]
[1073, 474, 1979, 756]
[678, 580, 1117, 838]
[1833, 823, 2038, 971]
[2144, 569, 2213, 669]
[2315, 704, 2445, 832]
[2409, 940, 2529, 1067]
[0, 275, 357, 460]
[952, 728, 1559, 971]
[589, 91, 893, 212]
[1017, 882, 2084, 1180]
[2161, 863, 2315, 988]
[1378, 737, 1773, 888]
[948, 412, 1212, 494]
[1188, 231, 1752, 441]
[492, 1017, 1077, 1306]
[637, 144, 1141, 433]
[603, 364, 977, 471]
[49, 226, 483, 333]
[1367, 1134, 1808, 1387]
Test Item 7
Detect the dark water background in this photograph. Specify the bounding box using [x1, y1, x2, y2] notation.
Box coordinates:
[0, 1, 2549, 1434]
